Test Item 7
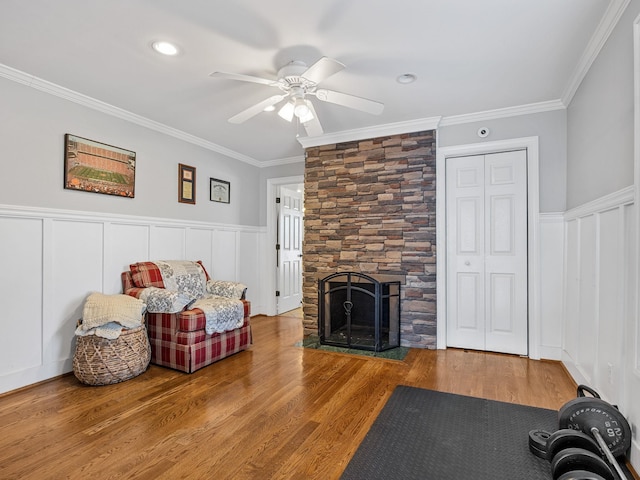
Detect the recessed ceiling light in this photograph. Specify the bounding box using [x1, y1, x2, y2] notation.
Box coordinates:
[396, 73, 417, 84]
[152, 41, 179, 56]
[263, 105, 276, 112]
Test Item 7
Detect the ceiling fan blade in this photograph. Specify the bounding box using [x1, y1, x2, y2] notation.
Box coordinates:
[303, 116, 324, 137]
[301, 56, 345, 84]
[302, 101, 324, 137]
[209, 71, 278, 87]
[315, 88, 384, 115]
[228, 95, 286, 124]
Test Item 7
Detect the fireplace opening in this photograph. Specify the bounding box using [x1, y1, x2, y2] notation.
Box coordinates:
[318, 272, 400, 352]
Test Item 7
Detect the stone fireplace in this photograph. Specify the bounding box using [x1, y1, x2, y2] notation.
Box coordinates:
[302, 130, 437, 349]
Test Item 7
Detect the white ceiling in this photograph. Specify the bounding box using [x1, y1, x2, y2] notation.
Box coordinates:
[0, 0, 618, 165]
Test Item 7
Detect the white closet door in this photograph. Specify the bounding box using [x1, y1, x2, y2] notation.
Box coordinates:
[446, 155, 486, 350]
[446, 150, 528, 355]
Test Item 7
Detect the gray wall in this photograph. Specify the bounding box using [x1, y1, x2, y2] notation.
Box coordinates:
[256, 107, 570, 222]
[258, 161, 305, 225]
[439, 109, 568, 212]
[2, 71, 571, 226]
[0, 77, 261, 226]
[566, 0, 639, 210]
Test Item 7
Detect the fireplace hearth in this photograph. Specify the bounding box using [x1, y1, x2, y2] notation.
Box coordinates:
[318, 272, 400, 352]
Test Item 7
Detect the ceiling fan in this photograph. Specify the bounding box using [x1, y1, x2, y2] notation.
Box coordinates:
[210, 56, 384, 137]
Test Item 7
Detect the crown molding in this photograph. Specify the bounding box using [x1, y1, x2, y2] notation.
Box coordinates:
[258, 155, 306, 167]
[296, 97, 567, 149]
[0, 63, 262, 167]
[439, 99, 566, 126]
[561, 0, 631, 105]
[297, 117, 442, 149]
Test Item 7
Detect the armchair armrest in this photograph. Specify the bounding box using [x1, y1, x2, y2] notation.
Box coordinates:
[123, 287, 147, 300]
[126, 286, 192, 314]
[206, 280, 247, 299]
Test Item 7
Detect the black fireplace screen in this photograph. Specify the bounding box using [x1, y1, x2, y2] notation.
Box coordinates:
[318, 272, 400, 352]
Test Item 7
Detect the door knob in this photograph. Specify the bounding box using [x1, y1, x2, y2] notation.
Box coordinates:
[465, 260, 470, 266]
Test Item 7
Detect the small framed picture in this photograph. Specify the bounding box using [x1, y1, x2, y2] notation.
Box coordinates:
[178, 163, 196, 204]
[210, 178, 230, 203]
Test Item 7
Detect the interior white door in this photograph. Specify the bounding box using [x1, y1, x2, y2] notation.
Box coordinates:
[446, 150, 528, 355]
[277, 186, 304, 314]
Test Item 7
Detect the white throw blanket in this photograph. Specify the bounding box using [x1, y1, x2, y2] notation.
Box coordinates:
[76, 292, 145, 339]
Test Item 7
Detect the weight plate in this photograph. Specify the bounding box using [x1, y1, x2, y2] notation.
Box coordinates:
[529, 429, 551, 458]
[557, 470, 607, 480]
[546, 429, 601, 462]
[558, 397, 632, 458]
[550, 447, 614, 480]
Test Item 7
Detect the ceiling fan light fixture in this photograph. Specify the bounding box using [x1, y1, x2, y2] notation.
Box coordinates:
[293, 98, 311, 118]
[298, 110, 314, 124]
[297, 101, 315, 123]
[278, 101, 295, 122]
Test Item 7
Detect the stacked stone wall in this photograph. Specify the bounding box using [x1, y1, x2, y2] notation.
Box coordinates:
[302, 130, 437, 348]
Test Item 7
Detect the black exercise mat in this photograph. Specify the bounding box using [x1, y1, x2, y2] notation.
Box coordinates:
[340, 386, 565, 480]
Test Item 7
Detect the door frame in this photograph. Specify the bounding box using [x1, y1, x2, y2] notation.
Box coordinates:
[436, 136, 541, 358]
[266, 175, 305, 316]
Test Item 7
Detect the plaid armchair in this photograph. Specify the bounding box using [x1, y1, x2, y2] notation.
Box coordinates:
[121, 261, 251, 373]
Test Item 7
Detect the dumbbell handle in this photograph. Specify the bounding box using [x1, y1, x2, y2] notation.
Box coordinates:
[590, 427, 627, 480]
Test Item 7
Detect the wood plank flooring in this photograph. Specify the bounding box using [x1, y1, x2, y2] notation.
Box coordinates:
[0, 310, 583, 479]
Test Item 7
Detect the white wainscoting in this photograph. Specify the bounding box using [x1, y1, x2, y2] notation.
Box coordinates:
[0, 204, 266, 395]
[538, 213, 565, 360]
[562, 186, 639, 469]
[562, 187, 635, 403]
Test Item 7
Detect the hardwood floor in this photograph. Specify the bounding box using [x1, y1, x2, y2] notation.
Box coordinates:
[0, 310, 581, 480]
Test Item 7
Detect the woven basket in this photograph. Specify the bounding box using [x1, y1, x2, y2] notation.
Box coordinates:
[73, 324, 151, 386]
